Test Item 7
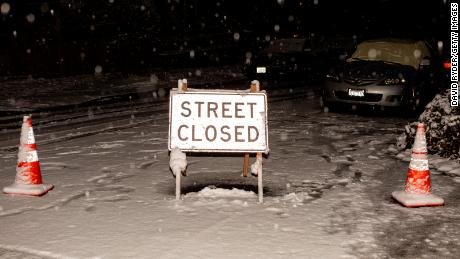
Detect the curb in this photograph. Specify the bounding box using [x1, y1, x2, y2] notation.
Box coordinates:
[389, 145, 460, 178]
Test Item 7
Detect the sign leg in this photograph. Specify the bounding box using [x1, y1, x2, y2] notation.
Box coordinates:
[242, 153, 250, 177]
[257, 153, 263, 203]
[176, 170, 181, 200]
[258, 165, 263, 203]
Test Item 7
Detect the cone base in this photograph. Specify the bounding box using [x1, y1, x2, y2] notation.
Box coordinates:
[392, 191, 444, 208]
[3, 183, 54, 196]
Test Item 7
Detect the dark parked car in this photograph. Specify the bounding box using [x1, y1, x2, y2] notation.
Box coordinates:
[320, 38, 446, 112]
[243, 38, 325, 81]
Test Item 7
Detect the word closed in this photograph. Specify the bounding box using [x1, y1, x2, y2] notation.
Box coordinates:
[169, 90, 268, 153]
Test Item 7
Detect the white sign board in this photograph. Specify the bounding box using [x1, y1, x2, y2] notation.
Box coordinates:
[168, 89, 268, 153]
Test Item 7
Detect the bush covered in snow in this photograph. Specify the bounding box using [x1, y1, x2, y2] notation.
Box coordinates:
[397, 90, 460, 159]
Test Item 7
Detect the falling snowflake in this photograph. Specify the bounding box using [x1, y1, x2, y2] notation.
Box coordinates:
[95, 65, 103, 74]
[87, 108, 94, 119]
[437, 41, 443, 51]
[150, 74, 159, 85]
[158, 88, 166, 98]
[1, 2, 10, 15]
[280, 132, 288, 141]
[368, 48, 377, 59]
[26, 13, 35, 23]
[233, 32, 240, 42]
[245, 52, 252, 65]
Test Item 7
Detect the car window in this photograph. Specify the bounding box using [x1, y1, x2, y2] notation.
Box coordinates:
[263, 38, 306, 53]
[349, 40, 431, 69]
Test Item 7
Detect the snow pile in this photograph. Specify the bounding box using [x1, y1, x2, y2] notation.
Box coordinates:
[282, 192, 313, 204]
[169, 148, 187, 176]
[189, 186, 256, 199]
[397, 90, 460, 159]
[177, 78, 187, 91]
[250, 155, 263, 176]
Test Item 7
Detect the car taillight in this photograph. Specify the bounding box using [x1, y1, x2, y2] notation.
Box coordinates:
[444, 61, 451, 69]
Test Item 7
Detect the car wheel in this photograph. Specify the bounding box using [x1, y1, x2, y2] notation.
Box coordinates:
[403, 88, 421, 116]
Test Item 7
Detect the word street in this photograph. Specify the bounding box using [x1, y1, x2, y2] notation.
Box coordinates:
[180, 101, 258, 119]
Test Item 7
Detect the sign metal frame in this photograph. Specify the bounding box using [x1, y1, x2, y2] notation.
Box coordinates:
[169, 80, 267, 203]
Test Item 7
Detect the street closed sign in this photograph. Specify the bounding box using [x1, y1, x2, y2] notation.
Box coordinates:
[168, 89, 268, 153]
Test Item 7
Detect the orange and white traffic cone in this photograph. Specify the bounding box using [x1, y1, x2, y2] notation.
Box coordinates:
[392, 123, 444, 207]
[3, 115, 53, 196]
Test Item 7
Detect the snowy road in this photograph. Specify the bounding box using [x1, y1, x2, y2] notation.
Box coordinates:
[1, 94, 459, 258]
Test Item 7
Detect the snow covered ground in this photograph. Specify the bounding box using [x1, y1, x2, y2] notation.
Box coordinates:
[1, 88, 459, 258]
[0, 66, 244, 113]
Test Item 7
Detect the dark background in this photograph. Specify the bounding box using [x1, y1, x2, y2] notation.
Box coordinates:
[0, 0, 451, 78]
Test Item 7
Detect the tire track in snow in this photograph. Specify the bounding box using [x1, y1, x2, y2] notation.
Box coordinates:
[0, 168, 136, 218]
[0, 191, 87, 218]
[0, 244, 76, 259]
